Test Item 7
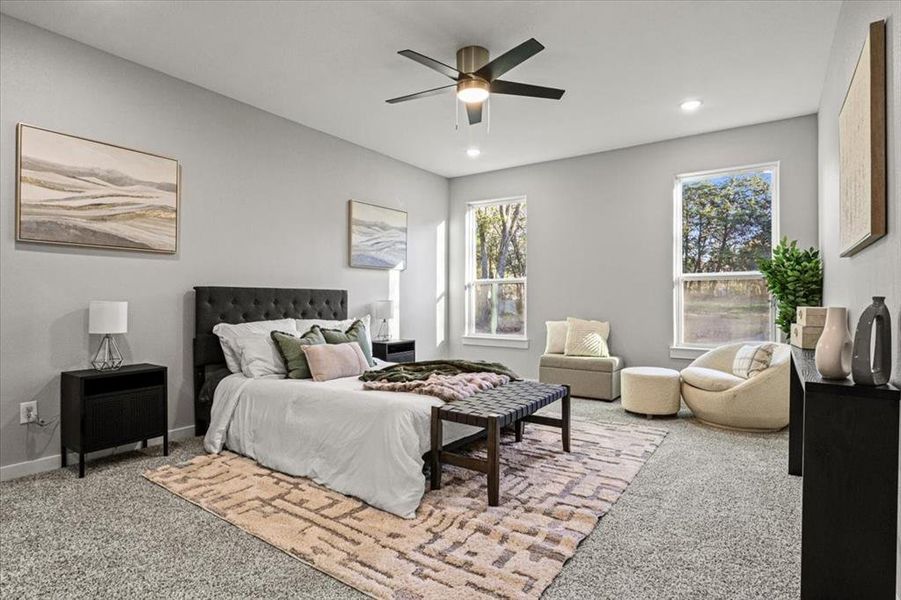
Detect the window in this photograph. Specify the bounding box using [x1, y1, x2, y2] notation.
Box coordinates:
[465, 197, 527, 344]
[674, 163, 778, 352]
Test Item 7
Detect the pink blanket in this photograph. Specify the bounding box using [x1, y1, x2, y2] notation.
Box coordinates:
[362, 372, 510, 402]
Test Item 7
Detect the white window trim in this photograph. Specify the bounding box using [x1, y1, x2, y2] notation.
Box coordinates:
[464, 196, 529, 347]
[463, 335, 530, 349]
[671, 162, 780, 359]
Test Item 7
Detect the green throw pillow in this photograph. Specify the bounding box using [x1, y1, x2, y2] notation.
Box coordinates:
[271, 328, 326, 379]
[319, 320, 374, 367]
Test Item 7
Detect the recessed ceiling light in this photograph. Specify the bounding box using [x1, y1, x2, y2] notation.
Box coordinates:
[466, 147, 481, 158]
[680, 99, 703, 112]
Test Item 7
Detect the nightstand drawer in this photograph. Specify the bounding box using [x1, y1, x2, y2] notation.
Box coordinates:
[372, 340, 416, 364]
[84, 386, 166, 451]
[387, 350, 416, 364]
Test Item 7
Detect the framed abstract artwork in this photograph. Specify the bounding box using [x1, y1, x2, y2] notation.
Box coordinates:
[838, 20, 886, 257]
[348, 200, 407, 270]
[16, 124, 179, 253]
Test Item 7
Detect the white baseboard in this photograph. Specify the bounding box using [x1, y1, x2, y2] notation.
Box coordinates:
[0, 424, 196, 482]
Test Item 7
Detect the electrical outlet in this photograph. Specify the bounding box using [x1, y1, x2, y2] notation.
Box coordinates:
[19, 401, 37, 425]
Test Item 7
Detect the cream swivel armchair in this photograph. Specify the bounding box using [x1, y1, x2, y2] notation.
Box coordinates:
[680, 342, 790, 432]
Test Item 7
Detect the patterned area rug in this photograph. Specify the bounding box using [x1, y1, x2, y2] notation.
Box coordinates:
[144, 420, 666, 599]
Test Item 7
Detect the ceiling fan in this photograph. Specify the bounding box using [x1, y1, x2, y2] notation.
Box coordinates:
[386, 38, 565, 125]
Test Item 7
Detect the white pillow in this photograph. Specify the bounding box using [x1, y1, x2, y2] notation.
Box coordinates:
[732, 343, 776, 379]
[545, 321, 568, 354]
[232, 335, 287, 379]
[212, 319, 297, 373]
[564, 317, 610, 357]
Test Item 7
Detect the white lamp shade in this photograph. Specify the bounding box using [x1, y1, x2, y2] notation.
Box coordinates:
[89, 301, 128, 334]
[373, 300, 395, 320]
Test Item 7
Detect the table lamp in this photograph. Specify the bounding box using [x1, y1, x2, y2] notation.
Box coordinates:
[373, 300, 395, 341]
[89, 301, 128, 371]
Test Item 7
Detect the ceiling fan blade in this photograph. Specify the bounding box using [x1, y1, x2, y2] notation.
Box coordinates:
[398, 49, 463, 81]
[386, 83, 456, 104]
[466, 102, 483, 125]
[490, 79, 565, 100]
[475, 38, 544, 81]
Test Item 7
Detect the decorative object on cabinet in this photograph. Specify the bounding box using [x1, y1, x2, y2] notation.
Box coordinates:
[895, 314, 901, 389]
[788, 347, 899, 598]
[814, 307, 852, 380]
[371, 339, 415, 364]
[61, 364, 168, 478]
[838, 20, 887, 257]
[852, 296, 892, 385]
[791, 324, 822, 349]
[372, 300, 395, 341]
[796, 306, 828, 327]
[89, 300, 128, 371]
[758, 238, 823, 337]
[791, 307, 827, 349]
[348, 200, 407, 270]
[16, 124, 179, 253]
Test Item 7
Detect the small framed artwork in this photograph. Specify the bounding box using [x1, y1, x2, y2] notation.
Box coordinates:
[348, 200, 407, 270]
[16, 124, 179, 253]
[838, 20, 886, 257]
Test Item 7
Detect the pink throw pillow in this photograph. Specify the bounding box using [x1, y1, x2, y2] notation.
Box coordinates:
[301, 342, 369, 381]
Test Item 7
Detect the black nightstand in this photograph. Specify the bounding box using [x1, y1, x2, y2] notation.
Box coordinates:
[372, 339, 416, 363]
[60, 363, 168, 477]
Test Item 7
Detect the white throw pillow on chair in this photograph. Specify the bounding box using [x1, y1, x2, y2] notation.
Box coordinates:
[732, 343, 776, 379]
[564, 317, 610, 357]
[545, 320, 568, 354]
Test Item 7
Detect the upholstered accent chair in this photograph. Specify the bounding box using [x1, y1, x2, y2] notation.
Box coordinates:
[538, 354, 623, 400]
[680, 342, 790, 432]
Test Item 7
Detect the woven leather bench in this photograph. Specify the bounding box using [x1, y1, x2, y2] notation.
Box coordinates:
[430, 380, 571, 506]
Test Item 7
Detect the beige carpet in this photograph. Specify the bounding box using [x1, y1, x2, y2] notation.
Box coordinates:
[144, 420, 665, 599]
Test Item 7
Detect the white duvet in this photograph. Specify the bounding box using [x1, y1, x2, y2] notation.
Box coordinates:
[204, 373, 479, 518]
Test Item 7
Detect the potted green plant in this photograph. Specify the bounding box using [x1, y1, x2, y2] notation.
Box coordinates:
[758, 237, 823, 339]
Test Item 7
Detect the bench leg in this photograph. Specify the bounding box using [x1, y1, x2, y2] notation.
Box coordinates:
[487, 417, 500, 506]
[562, 385, 571, 453]
[514, 420, 523, 442]
[430, 406, 442, 491]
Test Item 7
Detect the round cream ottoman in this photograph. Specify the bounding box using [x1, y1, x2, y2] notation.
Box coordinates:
[621, 367, 681, 417]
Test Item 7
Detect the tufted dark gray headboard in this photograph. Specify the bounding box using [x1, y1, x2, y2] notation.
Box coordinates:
[192, 286, 348, 434]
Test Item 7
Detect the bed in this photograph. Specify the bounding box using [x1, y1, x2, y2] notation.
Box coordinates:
[192, 286, 478, 518]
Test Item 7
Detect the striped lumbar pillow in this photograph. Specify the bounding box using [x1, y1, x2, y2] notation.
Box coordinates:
[732, 343, 776, 379]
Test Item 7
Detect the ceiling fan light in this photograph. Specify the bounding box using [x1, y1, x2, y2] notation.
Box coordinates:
[680, 99, 703, 112]
[457, 79, 490, 104]
[466, 147, 481, 158]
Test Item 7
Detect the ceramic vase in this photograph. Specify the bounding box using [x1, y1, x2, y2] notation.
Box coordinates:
[852, 297, 893, 385]
[895, 313, 901, 388]
[815, 307, 852, 379]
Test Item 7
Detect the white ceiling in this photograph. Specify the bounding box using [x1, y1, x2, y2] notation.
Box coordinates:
[0, 1, 842, 178]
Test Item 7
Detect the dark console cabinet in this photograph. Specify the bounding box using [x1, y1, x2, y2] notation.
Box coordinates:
[790, 348, 899, 599]
[61, 363, 168, 477]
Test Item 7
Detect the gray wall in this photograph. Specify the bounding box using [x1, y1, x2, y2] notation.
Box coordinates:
[814, 1, 900, 593]
[448, 116, 819, 378]
[0, 16, 449, 472]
